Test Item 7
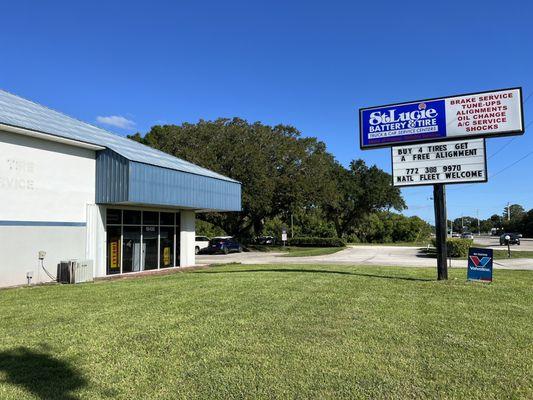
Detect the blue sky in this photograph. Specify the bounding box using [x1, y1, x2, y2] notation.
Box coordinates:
[1, 1, 532, 223]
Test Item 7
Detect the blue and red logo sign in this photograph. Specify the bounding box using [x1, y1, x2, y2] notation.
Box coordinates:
[467, 247, 493, 282]
[360, 99, 447, 148]
[469, 255, 492, 267]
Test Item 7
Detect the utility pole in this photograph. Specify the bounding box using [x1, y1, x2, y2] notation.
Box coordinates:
[507, 202, 511, 221]
[477, 209, 480, 235]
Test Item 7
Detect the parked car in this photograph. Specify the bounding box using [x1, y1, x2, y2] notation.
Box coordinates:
[195, 236, 210, 254]
[461, 232, 474, 240]
[205, 237, 243, 254]
[500, 233, 521, 245]
[451, 232, 461, 238]
[256, 235, 275, 245]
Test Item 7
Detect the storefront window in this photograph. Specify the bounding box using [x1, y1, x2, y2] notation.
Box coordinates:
[143, 211, 158, 225]
[160, 212, 174, 226]
[123, 210, 141, 225]
[106, 209, 181, 275]
[106, 225, 121, 275]
[107, 209, 122, 225]
[160, 226, 174, 268]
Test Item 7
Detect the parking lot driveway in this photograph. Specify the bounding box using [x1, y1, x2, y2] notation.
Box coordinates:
[197, 245, 533, 270]
[474, 236, 533, 251]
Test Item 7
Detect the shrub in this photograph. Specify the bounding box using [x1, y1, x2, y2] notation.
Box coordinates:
[344, 234, 361, 244]
[196, 220, 226, 238]
[431, 238, 473, 258]
[288, 237, 346, 247]
[357, 212, 432, 243]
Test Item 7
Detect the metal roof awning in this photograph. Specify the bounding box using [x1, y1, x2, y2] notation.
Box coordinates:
[96, 149, 241, 211]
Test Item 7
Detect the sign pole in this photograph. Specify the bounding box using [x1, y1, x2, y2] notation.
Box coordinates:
[433, 184, 448, 280]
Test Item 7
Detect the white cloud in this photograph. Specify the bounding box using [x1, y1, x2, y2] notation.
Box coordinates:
[96, 115, 136, 129]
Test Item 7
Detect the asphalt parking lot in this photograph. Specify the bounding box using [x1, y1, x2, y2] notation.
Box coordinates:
[197, 244, 533, 270]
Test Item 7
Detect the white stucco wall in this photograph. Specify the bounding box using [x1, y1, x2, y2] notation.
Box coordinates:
[0, 130, 96, 222]
[180, 210, 196, 267]
[0, 131, 96, 287]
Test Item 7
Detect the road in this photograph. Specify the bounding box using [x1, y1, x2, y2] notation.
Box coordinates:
[473, 236, 533, 251]
[197, 245, 533, 270]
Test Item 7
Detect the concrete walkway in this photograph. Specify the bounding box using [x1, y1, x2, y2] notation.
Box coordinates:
[197, 245, 533, 270]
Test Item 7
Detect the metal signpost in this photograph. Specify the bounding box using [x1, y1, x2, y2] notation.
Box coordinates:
[359, 88, 524, 280]
[282, 227, 288, 246]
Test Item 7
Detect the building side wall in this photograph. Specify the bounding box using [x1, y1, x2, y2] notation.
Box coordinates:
[0, 226, 87, 287]
[180, 210, 196, 267]
[0, 131, 96, 287]
[0, 130, 96, 222]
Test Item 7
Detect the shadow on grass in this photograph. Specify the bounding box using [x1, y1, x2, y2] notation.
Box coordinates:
[0, 347, 87, 400]
[195, 268, 433, 282]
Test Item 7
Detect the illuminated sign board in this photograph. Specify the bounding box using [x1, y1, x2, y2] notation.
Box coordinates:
[360, 88, 524, 149]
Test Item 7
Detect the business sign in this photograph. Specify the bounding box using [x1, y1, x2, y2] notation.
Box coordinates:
[109, 240, 119, 270]
[392, 138, 487, 187]
[467, 247, 493, 282]
[360, 87, 524, 149]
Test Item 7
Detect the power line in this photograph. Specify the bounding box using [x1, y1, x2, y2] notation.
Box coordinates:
[447, 120, 533, 191]
[489, 149, 533, 179]
[488, 137, 516, 159]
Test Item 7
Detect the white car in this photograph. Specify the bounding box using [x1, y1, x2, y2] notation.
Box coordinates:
[195, 236, 210, 254]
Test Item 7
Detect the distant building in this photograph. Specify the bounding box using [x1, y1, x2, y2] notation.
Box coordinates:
[0, 90, 241, 287]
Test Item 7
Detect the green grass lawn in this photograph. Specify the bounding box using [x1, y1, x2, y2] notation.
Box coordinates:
[491, 249, 533, 259]
[0, 264, 531, 399]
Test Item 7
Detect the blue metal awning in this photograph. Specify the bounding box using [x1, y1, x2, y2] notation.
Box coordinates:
[96, 150, 241, 211]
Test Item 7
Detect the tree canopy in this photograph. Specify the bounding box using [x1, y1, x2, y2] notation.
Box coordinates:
[130, 118, 415, 241]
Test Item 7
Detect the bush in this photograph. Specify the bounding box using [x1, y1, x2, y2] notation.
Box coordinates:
[431, 238, 473, 258]
[344, 234, 361, 244]
[196, 220, 227, 238]
[288, 237, 346, 247]
[357, 212, 432, 243]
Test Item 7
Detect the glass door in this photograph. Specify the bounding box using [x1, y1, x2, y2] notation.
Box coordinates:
[159, 226, 174, 268]
[143, 225, 158, 270]
[123, 226, 142, 272]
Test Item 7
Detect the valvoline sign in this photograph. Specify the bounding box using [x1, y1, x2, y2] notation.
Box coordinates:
[361, 100, 446, 147]
[359, 88, 524, 149]
[467, 247, 493, 282]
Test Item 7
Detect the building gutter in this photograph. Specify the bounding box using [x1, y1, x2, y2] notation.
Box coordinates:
[0, 123, 105, 151]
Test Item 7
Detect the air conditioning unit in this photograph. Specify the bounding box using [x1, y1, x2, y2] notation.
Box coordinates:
[57, 260, 94, 284]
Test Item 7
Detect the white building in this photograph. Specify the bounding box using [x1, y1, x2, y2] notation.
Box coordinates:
[0, 90, 241, 288]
